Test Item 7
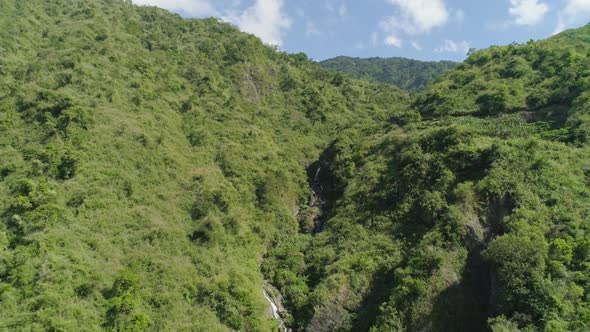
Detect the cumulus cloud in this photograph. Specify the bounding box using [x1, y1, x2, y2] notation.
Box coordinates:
[383, 0, 449, 35]
[435, 39, 470, 53]
[225, 0, 292, 46]
[133, 0, 216, 17]
[509, 0, 549, 26]
[384, 35, 403, 47]
[555, 0, 590, 34]
[134, 0, 291, 47]
[380, 0, 451, 48]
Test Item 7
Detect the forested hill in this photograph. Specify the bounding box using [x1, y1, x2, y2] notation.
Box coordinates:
[1, 0, 590, 331]
[320, 56, 457, 92]
[296, 24, 590, 331]
[0, 1, 407, 330]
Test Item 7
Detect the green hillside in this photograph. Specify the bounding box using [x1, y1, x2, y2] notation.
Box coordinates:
[1, 1, 590, 331]
[0, 1, 407, 330]
[285, 26, 590, 332]
[320, 56, 457, 92]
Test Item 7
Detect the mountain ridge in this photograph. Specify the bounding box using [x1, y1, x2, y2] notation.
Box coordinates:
[320, 55, 457, 92]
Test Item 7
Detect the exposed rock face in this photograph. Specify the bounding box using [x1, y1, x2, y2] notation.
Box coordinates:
[306, 290, 354, 332]
[263, 281, 290, 332]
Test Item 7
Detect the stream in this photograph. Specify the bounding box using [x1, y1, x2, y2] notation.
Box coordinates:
[263, 282, 289, 332]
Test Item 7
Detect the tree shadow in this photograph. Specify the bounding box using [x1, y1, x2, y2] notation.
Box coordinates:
[350, 267, 397, 332]
[425, 247, 491, 332]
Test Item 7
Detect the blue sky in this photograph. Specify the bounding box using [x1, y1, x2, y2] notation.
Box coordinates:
[134, 0, 590, 61]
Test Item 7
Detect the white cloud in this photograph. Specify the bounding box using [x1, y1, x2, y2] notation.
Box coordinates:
[225, 0, 292, 46]
[133, 0, 216, 17]
[382, 0, 450, 35]
[555, 0, 590, 34]
[509, 0, 548, 26]
[435, 39, 470, 53]
[411, 41, 423, 51]
[379, 0, 453, 48]
[133, 0, 291, 46]
[384, 35, 403, 47]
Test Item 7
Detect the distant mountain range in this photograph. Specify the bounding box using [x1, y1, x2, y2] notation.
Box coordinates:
[320, 56, 457, 92]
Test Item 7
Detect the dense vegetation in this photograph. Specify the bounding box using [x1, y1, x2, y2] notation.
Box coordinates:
[0, 1, 407, 330]
[273, 27, 590, 331]
[1, 1, 590, 331]
[320, 56, 457, 92]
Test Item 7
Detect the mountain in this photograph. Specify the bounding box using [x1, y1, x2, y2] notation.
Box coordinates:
[320, 56, 458, 92]
[1, 1, 590, 331]
[298, 28, 590, 331]
[0, 1, 407, 330]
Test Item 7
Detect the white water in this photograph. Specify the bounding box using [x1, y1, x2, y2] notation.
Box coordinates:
[263, 289, 288, 332]
[314, 167, 321, 183]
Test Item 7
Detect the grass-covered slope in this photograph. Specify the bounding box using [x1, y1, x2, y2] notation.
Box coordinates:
[320, 56, 457, 92]
[0, 1, 408, 330]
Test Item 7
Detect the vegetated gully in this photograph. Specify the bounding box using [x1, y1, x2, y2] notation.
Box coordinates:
[261, 155, 507, 331]
[262, 156, 336, 331]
